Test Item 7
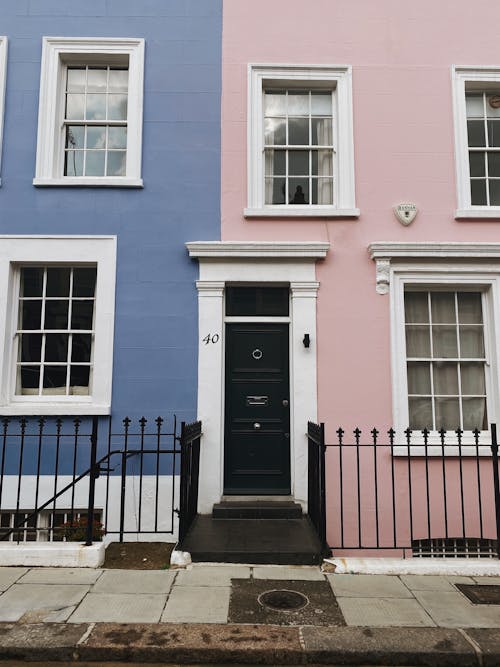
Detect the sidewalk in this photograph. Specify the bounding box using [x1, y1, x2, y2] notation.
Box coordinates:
[0, 564, 499, 664]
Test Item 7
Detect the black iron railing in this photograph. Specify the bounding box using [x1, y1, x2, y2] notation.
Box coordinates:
[178, 420, 202, 546]
[308, 422, 500, 558]
[0, 415, 202, 545]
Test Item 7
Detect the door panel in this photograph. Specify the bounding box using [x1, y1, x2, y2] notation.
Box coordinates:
[224, 323, 290, 494]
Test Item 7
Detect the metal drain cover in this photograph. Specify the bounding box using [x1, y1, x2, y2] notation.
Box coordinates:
[258, 589, 309, 612]
[456, 584, 500, 605]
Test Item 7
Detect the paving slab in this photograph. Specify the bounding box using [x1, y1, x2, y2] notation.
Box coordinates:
[92, 569, 175, 594]
[413, 590, 500, 628]
[400, 575, 464, 592]
[337, 597, 436, 627]
[253, 566, 324, 580]
[0, 568, 28, 591]
[161, 585, 230, 624]
[80, 622, 303, 664]
[0, 622, 89, 662]
[327, 573, 413, 598]
[18, 568, 103, 585]
[69, 592, 167, 623]
[465, 628, 500, 667]
[175, 565, 250, 586]
[0, 584, 89, 622]
[302, 625, 477, 666]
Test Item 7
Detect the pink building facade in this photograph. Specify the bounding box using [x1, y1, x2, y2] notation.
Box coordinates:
[190, 0, 500, 557]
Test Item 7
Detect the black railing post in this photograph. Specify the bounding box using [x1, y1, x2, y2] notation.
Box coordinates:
[319, 422, 327, 553]
[178, 421, 188, 544]
[491, 423, 500, 559]
[85, 416, 99, 546]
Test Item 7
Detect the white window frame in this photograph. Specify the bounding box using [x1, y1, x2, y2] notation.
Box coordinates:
[0, 37, 8, 186]
[34, 37, 144, 188]
[452, 65, 500, 219]
[369, 242, 500, 454]
[245, 64, 359, 218]
[0, 236, 116, 415]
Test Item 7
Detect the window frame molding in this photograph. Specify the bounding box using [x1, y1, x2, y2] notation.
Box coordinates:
[0, 236, 116, 415]
[452, 65, 500, 219]
[0, 37, 8, 186]
[245, 64, 359, 218]
[34, 37, 144, 188]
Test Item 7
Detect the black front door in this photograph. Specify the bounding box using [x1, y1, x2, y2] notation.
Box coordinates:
[224, 323, 290, 494]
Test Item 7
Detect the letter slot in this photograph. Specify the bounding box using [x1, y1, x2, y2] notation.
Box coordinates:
[246, 395, 269, 406]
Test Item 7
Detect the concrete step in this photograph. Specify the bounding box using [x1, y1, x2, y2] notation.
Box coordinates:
[181, 515, 324, 565]
[212, 500, 303, 519]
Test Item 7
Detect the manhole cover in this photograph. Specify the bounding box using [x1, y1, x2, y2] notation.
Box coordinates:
[456, 584, 500, 605]
[258, 589, 309, 612]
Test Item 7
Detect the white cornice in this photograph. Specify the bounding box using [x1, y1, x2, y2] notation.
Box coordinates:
[368, 242, 500, 294]
[186, 241, 330, 259]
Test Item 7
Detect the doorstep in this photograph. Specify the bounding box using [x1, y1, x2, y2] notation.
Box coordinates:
[0, 542, 105, 568]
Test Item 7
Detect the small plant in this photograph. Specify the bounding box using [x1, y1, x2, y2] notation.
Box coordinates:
[61, 516, 105, 542]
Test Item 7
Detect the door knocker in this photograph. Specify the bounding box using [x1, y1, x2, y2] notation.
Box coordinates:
[252, 348, 263, 360]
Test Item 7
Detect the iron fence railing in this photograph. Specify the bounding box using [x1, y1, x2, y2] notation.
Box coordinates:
[308, 422, 500, 558]
[0, 415, 201, 545]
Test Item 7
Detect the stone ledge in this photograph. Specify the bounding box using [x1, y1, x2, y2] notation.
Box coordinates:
[0, 543, 105, 568]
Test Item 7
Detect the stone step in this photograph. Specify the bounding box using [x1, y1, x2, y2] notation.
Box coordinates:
[181, 515, 324, 565]
[212, 501, 303, 519]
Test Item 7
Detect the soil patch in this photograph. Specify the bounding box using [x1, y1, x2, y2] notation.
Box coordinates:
[103, 542, 175, 569]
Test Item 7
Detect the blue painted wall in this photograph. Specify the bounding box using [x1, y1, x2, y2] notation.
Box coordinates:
[0, 0, 222, 423]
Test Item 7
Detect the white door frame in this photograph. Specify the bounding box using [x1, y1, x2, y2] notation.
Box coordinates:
[186, 241, 330, 513]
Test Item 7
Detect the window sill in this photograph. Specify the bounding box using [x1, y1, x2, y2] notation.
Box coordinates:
[455, 207, 500, 219]
[244, 207, 360, 219]
[33, 177, 143, 188]
[0, 402, 111, 416]
[392, 444, 492, 457]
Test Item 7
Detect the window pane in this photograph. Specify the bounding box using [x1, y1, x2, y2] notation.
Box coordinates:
[431, 292, 455, 323]
[106, 151, 126, 176]
[489, 179, 500, 205]
[70, 366, 90, 394]
[65, 150, 84, 176]
[488, 153, 500, 177]
[108, 68, 128, 93]
[312, 178, 333, 205]
[466, 94, 483, 118]
[86, 126, 106, 149]
[226, 286, 289, 317]
[461, 362, 486, 394]
[108, 126, 127, 149]
[435, 398, 460, 430]
[469, 152, 485, 177]
[462, 398, 487, 430]
[85, 151, 105, 177]
[46, 268, 70, 297]
[460, 326, 485, 357]
[311, 92, 332, 115]
[288, 93, 309, 115]
[265, 149, 285, 175]
[87, 68, 107, 92]
[264, 92, 286, 116]
[471, 178, 487, 204]
[433, 362, 458, 395]
[44, 301, 69, 329]
[21, 268, 43, 297]
[407, 362, 431, 394]
[288, 178, 309, 204]
[487, 119, 500, 147]
[45, 333, 68, 362]
[467, 120, 485, 147]
[432, 326, 458, 357]
[18, 366, 40, 393]
[21, 301, 42, 330]
[486, 95, 500, 117]
[107, 94, 127, 121]
[42, 366, 67, 394]
[264, 118, 286, 145]
[288, 118, 309, 145]
[72, 334, 92, 362]
[265, 177, 285, 204]
[405, 326, 430, 357]
[73, 268, 96, 297]
[71, 301, 94, 330]
[19, 334, 42, 362]
[288, 150, 309, 175]
[312, 149, 333, 176]
[66, 94, 85, 120]
[457, 292, 482, 323]
[86, 94, 106, 120]
[66, 126, 84, 149]
[408, 397, 433, 430]
[404, 292, 429, 323]
[66, 67, 86, 93]
[312, 118, 332, 145]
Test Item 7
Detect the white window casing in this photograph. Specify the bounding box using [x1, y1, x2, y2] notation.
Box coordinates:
[452, 66, 500, 219]
[34, 37, 144, 188]
[0, 38, 8, 186]
[245, 64, 359, 218]
[0, 236, 116, 415]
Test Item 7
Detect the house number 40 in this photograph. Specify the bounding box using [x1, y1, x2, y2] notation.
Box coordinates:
[202, 333, 220, 345]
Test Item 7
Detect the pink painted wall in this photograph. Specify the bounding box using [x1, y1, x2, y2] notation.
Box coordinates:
[221, 0, 500, 552]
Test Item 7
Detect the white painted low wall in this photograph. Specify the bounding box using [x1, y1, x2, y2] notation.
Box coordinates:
[0, 542, 105, 567]
[326, 557, 500, 576]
